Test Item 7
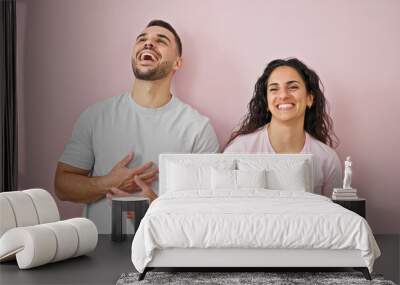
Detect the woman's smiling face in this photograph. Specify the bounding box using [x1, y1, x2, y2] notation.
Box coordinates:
[266, 66, 313, 124]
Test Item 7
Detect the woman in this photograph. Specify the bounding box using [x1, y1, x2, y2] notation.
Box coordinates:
[224, 58, 341, 196]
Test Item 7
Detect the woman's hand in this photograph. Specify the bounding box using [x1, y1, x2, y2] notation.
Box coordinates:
[106, 176, 158, 203]
[134, 176, 158, 202]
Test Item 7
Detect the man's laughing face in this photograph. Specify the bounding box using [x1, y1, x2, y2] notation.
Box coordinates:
[132, 26, 181, 81]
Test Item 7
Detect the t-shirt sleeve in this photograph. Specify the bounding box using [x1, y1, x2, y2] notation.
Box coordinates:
[59, 109, 95, 170]
[223, 139, 242, 153]
[322, 151, 342, 196]
[192, 120, 220, 153]
[223, 135, 249, 153]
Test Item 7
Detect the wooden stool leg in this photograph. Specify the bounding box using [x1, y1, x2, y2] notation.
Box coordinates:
[111, 200, 123, 241]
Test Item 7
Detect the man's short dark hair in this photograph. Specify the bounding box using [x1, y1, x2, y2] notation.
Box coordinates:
[147, 20, 182, 56]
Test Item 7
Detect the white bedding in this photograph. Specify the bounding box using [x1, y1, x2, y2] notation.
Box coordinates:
[131, 190, 380, 273]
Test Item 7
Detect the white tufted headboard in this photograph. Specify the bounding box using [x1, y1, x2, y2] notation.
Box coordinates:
[159, 154, 313, 195]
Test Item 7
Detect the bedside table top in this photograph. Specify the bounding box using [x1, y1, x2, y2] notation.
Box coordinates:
[332, 197, 365, 202]
[111, 195, 149, 202]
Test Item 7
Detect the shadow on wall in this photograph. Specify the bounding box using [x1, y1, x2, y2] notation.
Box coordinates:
[17, 0, 84, 220]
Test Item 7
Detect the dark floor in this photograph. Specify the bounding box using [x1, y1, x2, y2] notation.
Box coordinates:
[374, 234, 400, 284]
[0, 234, 398, 285]
[0, 235, 134, 285]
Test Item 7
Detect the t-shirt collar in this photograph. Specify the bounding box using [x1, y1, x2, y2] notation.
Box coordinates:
[127, 92, 178, 114]
[264, 123, 309, 154]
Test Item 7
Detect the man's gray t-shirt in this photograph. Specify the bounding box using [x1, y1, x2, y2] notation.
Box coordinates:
[59, 92, 220, 233]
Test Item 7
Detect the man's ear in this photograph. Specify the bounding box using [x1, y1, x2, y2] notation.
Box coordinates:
[173, 57, 182, 71]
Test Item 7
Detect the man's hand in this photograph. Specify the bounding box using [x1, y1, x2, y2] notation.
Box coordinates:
[99, 152, 158, 193]
[106, 176, 158, 203]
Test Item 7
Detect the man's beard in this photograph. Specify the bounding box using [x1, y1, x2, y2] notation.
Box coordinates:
[132, 60, 172, 81]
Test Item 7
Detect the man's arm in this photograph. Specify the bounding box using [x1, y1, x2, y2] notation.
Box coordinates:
[192, 120, 220, 153]
[55, 162, 107, 204]
[55, 153, 158, 204]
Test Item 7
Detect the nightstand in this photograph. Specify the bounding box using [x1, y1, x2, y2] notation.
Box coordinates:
[111, 196, 149, 242]
[332, 198, 366, 218]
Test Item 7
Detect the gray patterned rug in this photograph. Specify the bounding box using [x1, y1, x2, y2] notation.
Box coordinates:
[116, 271, 396, 285]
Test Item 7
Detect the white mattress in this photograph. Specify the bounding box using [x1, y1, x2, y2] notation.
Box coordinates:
[131, 190, 380, 273]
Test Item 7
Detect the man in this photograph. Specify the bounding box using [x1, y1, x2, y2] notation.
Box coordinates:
[55, 20, 220, 234]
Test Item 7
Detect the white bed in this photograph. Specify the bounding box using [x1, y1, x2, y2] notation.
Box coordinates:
[131, 154, 380, 280]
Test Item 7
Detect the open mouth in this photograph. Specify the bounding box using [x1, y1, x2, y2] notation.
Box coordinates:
[276, 103, 295, 110]
[138, 50, 159, 62]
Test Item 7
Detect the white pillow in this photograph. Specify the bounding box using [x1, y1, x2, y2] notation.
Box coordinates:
[266, 162, 308, 191]
[166, 163, 210, 191]
[211, 168, 236, 190]
[238, 159, 310, 192]
[236, 169, 267, 189]
[211, 168, 267, 190]
[166, 159, 235, 192]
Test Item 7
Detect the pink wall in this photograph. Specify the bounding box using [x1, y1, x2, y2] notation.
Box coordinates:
[16, 0, 400, 233]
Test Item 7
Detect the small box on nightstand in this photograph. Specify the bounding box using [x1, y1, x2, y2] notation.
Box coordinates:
[332, 198, 366, 218]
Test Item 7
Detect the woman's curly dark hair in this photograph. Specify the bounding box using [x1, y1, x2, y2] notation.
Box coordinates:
[224, 58, 338, 149]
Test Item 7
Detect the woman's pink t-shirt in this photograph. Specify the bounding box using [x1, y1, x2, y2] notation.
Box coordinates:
[224, 125, 342, 196]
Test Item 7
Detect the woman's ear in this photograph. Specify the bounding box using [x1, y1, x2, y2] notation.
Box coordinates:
[307, 93, 314, 108]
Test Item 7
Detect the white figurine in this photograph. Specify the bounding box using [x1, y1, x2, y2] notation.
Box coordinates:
[343, 156, 352, 189]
